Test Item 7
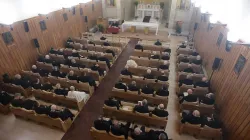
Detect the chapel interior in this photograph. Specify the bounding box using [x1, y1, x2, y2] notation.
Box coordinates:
[0, 0, 249, 140]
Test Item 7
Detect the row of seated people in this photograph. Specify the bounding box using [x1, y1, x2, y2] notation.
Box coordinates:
[0, 91, 14, 106]
[115, 81, 169, 97]
[135, 40, 170, 51]
[178, 55, 202, 65]
[177, 42, 199, 56]
[104, 98, 169, 118]
[93, 116, 168, 140]
[178, 63, 201, 74]
[11, 95, 75, 121]
[133, 51, 170, 61]
[121, 67, 169, 82]
[181, 110, 221, 129]
[126, 60, 169, 71]
[67, 37, 112, 48]
[179, 76, 209, 88]
[178, 89, 215, 105]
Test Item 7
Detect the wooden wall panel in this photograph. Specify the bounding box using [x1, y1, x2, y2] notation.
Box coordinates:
[189, 7, 250, 140]
[0, 0, 102, 78]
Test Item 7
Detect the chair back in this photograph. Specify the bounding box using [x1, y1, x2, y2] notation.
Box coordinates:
[178, 63, 189, 71]
[192, 74, 204, 83]
[180, 123, 201, 135]
[193, 87, 208, 97]
[36, 61, 53, 72]
[199, 125, 222, 139]
[178, 72, 188, 81]
[179, 85, 194, 94]
[152, 114, 168, 120]
[192, 64, 202, 74]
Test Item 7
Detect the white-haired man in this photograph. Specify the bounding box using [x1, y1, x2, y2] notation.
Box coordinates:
[181, 110, 202, 124]
[192, 55, 202, 65]
[200, 93, 215, 105]
[121, 65, 133, 78]
[126, 59, 138, 68]
[134, 99, 149, 113]
[54, 83, 68, 96]
[151, 51, 160, 59]
[128, 81, 139, 92]
[31, 65, 38, 73]
[179, 89, 198, 103]
[158, 61, 169, 70]
[48, 104, 75, 121]
[194, 77, 209, 88]
[161, 52, 170, 60]
[179, 74, 194, 87]
[12, 74, 30, 89]
[183, 64, 194, 73]
[157, 71, 169, 82]
[143, 69, 155, 80]
[152, 104, 169, 117]
[67, 86, 90, 103]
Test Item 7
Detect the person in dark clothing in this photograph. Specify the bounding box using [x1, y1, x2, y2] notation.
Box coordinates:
[2, 73, 12, 83]
[179, 74, 194, 87]
[22, 99, 39, 110]
[35, 105, 51, 115]
[115, 81, 127, 92]
[103, 41, 111, 46]
[180, 56, 190, 63]
[127, 81, 139, 92]
[67, 37, 74, 43]
[179, 42, 186, 48]
[91, 64, 105, 76]
[200, 93, 215, 105]
[49, 48, 58, 54]
[44, 55, 52, 64]
[157, 71, 168, 82]
[104, 97, 122, 110]
[183, 64, 195, 73]
[163, 47, 171, 53]
[141, 84, 154, 94]
[194, 77, 209, 88]
[54, 83, 68, 96]
[37, 55, 45, 62]
[42, 82, 53, 91]
[181, 110, 202, 124]
[121, 66, 133, 78]
[88, 53, 98, 61]
[156, 85, 169, 96]
[48, 105, 74, 121]
[131, 126, 148, 140]
[143, 69, 155, 80]
[51, 66, 62, 77]
[110, 119, 130, 139]
[88, 40, 95, 46]
[148, 130, 168, 140]
[61, 108, 75, 121]
[0, 91, 14, 105]
[158, 61, 169, 70]
[151, 51, 160, 59]
[98, 53, 111, 69]
[135, 44, 144, 51]
[70, 59, 81, 68]
[202, 114, 221, 129]
[152, 104, 169, 117]
[154, 39, 162, 46]
[12, 74, 31, 89]
[161, 52, 170, 60]
[57, 49, 65, 56]
[134, 99, 149, 113]
[39, 68, 50, 77]
[192, 55, 202, 65]
[32, 79, 42, 89]
[11, 96, 24, 108]
[94, 116, 111, 132]
[72, 50, 81, 58]
[105, 49, 115, 57]
[179, 89, 198, 103]
[100, 35, 107, 40]
[78, 71, 97, 87]
[67, 71, 78, 81]
[31, 65, 39, 73]
[190, 50, 199, 56]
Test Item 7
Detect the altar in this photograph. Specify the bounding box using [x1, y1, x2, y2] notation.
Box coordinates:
[121, 21, 159, 35]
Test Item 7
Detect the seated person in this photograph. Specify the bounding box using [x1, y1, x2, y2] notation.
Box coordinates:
[183, 64, 195, 73]
[35, 104, 51, 115]
[202, 114, 221, 129]
[11, 94, 24, 108]
[57, 49, 65, 55]
[67, 71, 78, 81]
[37, 55, 45, 62]
[181, 110, 202, 124]
[127, 81, 139, 92]
[94, 116, 111, 132]
[100, 35, 106, 40]
[126, 59, 138, 68]
[158, 61, 169, 70]
[44, 55, 52, 64]
[32, 79, 42, 89]
[152, 104, 169, 117]
[103, 41, 111, 46]
[105, 49, 115, 57]
[54, 83, 68, 96]
[2, 73, 12, 83]
[151, 51, 160, 59]
[131, 126, 147, 140]
[12, 74, 31, 89]
[78, 71, 97, 87]
[0, 91, 14, 105]
[48, 105, 75, 121]
[88, 53, 98, 61]
[42, 81, 53, 91]
[49, 48, 58, 54]
[67, 86, 90, 103]
[180, 56, 190, 63]
[70, 59, 81, 68]
[141, 84, 154, 94]
[190, 50, 199, 56]
[163, 47, 171, 53]
[110, 119, 130, 139]
[135, 43, 143, 51]
[134, 99, 149, 113]
[154, 39, 162, 46]
[104, 97, 121, 110]
[114, 81, 127, 92]
[194, 77, 209, 88]
[88, 40, 95, 46]
[38, 68, 50, 77]
[192, 55, 202, 65]
[72, 49, 81, 58]
[199, 93, 215, 105]
[98, 53, 111, 69]
[157, 71, 169, 82]
[91, 64, 105, 76]
[179, 74, 193, 87]
[161, 52, 170, 60]
[179, 42, 187, 49]
[179, 89, 198, 103]
[120, 66, 132, 78]
[22, 99, 39, 110]
[67, 37, 73, 43]
[51, 66, 63, 77]
[31, 65, 39, 73]
[143, 69, 155, 80]
[156, 85, 169, 96]
[65, 42, 74, 49]
[148, 130, 168, 140]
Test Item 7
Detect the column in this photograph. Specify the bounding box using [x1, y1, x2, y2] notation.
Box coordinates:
[168, 0, 178, 29]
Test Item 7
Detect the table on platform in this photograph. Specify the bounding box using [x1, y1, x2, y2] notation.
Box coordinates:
[121, 21, 159, 35]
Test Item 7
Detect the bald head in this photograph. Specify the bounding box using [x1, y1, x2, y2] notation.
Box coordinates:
[163, 61, 168, 65]
[202, 77, 207, 82]
[188, 64, 192, 68]
[134, 127, 142, 135]
[187, 89, 193, 94]
[32, 65, 37, 70]
[193, 110, 200, 117]
[15, 74, 21, 79]
[69, 70, 74, 76]
[45, 55, 50, 59]
[196, 55, 201, 60]
[158, 104, 164, 109]
[132, 81, 136, 85]
[51, 105, 57, 111]
[147, 69, 151, 74]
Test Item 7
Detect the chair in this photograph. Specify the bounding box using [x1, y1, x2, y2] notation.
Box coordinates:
[180, 123, 201, 136]
[179, 85, 194, 94]
[152, 114, 168, 120]
[178, 63, 189, 71]
[199, 125, 222, 140]
[90, 127, 111, 140]
[109, 133, 125, 139]
[193, 87, 208, 96]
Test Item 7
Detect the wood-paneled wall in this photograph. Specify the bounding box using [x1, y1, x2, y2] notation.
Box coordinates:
[0, 0, 102, 78]
[190, 7, 250, 140]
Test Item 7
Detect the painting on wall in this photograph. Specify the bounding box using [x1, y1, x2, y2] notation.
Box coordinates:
[106, 0, 116, 7]
[177, 0, 191, 10]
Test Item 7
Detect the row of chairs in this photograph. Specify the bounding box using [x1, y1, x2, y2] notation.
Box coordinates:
[178, 85, 208, 96]
[177, 63, 202, 73]
[128, 66, 169, 77]
[129, 56, 166, 68]
[181, 101, 215, 115]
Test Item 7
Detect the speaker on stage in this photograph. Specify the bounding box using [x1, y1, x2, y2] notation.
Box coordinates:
[212, 57, 222, 70]
[33, 38, 40, 48]
[24, 21, 29, 32]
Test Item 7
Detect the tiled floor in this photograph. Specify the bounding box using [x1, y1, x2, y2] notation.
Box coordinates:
[0, 29, 208, 140]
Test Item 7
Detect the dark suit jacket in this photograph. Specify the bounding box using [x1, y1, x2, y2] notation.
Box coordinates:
[121, 69, 132, 78]
[131, 126, 147, 140]
[39, 69, 50, 77]
[105, 49, 115, 57]
[143, 74, 155, 79]
[181, 112, 202, 124]
[115, 83, 127, 92]
[183, 68, 194, 73]
[157, 75, 168, 81]
[35, 105, 51, 115]
[191, 52, 199, 56]
[148, 130, 168, 140]
[91, 66, 104, 76]
[179, 94, 198, 103]
[99, 57, 111, 68]
[54, 89, 68, 96]
[110, 125, 125, 136]
[61, 108, 75, 121]
[72, 52, 80, 58]
[0, 92, 14, 105]
[51, 71, 62, 77]
[152, 108, 169, 117]
[42, 83, 53, 91]
[164, 48, 171, 53]
[199, 96, 214, 105]
[180, 58, 189, 63]
[158, 65, 169, 70]
[141, 86, 154, 94]
[154, 41, 162, 46]
[32, 83, 42, 89]
[135, 44, 143, 51]
[22, 99, 39, 110]
[103, 42, 111, 46]
[179, 79, 193, 87]
[11, 99, 24, 108]
[32, 69, 39, 73]
[134, 105, 149, 113]
[128, 84, 139, 92]
[88, 56, 98, 61]
[193, 60, 202, 65]
[151, 55, 160, 59]
[100, 37, 106, 40]
[94, 119, 111, 132]
[179, 44, 186, 48]
[156, 89, 169, 96]
[70, 62, 81, 68]
[104, 99, 120, 110]
[68, 75, 78, 81]
[203, 119, 221, 129]
[194, 81, 209, 88]
[45, 59, 52, 64]
[37, 56, 45, 62]
[161, 55, 170, 60]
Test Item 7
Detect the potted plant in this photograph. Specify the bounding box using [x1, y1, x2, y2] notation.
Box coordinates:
[160, 2, 164, 9]
[97, 24, 104, 33]
[134, 1, 139, 8]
